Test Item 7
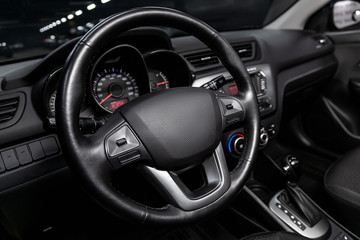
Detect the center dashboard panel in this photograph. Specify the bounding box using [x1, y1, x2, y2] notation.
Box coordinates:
[192, 63, 277, 163]
[192, 64, 276, 117]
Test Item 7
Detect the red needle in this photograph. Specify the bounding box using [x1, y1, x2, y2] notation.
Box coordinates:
[157, 81, 168, 86]
[99, 93, 113, 105]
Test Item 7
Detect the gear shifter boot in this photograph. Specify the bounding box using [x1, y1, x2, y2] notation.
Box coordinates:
[278, 185, 322, 227]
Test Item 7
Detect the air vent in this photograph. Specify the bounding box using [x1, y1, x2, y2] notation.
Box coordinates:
[184, 41, 256, 70]
[0, 98, 18, 123]
[184, 50, 220, 69]
[233, 42, 256, 61]
[0, 92, 25, 130]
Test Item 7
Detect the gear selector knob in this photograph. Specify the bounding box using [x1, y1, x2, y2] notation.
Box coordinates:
[282, 155, 300, 184]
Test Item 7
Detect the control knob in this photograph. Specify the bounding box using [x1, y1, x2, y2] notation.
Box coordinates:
[282, 155, 300, 183]
[259, 127, 269, 147]
[233, 135, 245, 153]
[228, 133, 245, 155]
[263, 97, 271, 108]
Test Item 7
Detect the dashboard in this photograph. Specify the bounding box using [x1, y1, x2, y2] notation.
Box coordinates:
[0, 27, 337, 167]
[37, 30, 280, 137]
[0, 27, 337, 151]
[0, 26, 338, 239]
[40, 32, 278, 134]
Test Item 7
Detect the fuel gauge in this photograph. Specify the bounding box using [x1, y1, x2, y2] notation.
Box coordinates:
[149, 70, 169, 92]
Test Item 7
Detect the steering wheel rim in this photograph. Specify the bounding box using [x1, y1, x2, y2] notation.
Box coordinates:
[57, 7, 260, 224]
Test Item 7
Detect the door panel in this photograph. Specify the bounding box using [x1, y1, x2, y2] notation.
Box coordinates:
[301, 31, 360, 154]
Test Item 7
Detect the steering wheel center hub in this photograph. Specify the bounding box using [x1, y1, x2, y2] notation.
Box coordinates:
[121, 88, 222, 170]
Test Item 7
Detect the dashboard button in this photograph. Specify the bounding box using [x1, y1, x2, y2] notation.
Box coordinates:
[229, 85, 239, 95]
[1, 149, 19, 170]
[15, 145, 32, 165]
[40, 137, 59, 156]
[28, 141, 45, 161]
[106, 125, 140, 157]
[226, 104, 233, 110]
[117, 150, 140, 165]
[263, 97, 272, 108]
[0, 155, 6, 173]
[116, 138, 127, 147]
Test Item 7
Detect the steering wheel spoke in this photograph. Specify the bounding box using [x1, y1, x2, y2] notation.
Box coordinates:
[216, 94, 246, 131]
[89, 111, 151, 170]
[140, 143, 230, 211]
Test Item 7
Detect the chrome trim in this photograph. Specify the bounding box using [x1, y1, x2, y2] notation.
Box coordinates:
[269, 190, 330, 239]
[142, 143, 230, 211]
[192, 71, 231, 87]
[105, 125, 140, 157]
[191, 66, 264, 88]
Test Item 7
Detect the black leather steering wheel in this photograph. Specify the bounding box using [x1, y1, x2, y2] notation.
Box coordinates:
[57, 7, 260, 225]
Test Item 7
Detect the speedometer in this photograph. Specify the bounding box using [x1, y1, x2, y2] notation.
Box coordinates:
[92, 68, 139, 113]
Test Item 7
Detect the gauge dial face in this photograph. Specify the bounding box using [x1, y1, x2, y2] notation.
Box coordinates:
[149, 70, 169, 92]
[92, 68, 139, 113]
[48, 90, 57, 117]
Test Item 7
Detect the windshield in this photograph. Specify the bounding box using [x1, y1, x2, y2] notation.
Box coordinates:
[0, 0, 297, 64]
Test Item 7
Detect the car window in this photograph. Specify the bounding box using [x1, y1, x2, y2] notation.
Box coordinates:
[306, 0, 360, 32]
[0, 0, 297, 64]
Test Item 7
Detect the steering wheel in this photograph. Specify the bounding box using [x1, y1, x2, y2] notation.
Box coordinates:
[57, 7, 260, 225]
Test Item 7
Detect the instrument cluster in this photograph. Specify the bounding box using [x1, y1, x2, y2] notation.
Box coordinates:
[44, 44, 191, 122]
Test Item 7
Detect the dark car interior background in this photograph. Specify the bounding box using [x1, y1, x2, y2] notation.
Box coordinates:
[0, 0, 360, 240]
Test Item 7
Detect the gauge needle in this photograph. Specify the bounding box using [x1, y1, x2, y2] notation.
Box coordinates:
[99, 93, 113, 105]
[157, 81, 169, 86]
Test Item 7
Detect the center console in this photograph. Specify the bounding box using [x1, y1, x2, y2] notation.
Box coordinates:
[269, 187, 330, 239]
[192, 65, 357, 240]
[245, 144, 359, 240]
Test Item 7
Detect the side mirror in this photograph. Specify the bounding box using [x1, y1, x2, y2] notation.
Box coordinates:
[333, 0, 360, 29]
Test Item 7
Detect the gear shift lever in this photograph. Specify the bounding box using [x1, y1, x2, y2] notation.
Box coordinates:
[279, 184, 322, 227]
[282, 155, 300, 184]
[269, 155, 330, 238]
[279, 155, 322, 227]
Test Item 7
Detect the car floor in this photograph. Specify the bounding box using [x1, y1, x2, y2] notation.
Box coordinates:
[35, 217, 240, 240]
[23, 185, 268, 240]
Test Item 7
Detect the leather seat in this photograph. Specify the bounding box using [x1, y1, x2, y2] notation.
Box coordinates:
[240, 232, 308, 240]
[324, 147, 360, 235]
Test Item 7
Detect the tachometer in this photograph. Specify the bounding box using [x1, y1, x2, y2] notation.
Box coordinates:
[92, 68, 139, 113]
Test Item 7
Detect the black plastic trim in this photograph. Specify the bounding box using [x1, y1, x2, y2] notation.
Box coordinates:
[0, 92, 25, 130]
[0, 135, 64, 192]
